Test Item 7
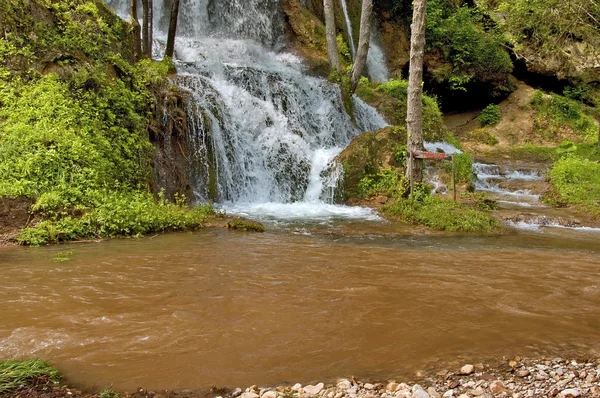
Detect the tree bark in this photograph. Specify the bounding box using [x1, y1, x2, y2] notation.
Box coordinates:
[324, 0, 340, 73]
[165, 0, 180, 59]
[350, 0, 373, 92]
[130, 0, 142, 61]
[405, 0, 427, 186]
[141, 0, 153, 57]
[147, 0, 153, 57]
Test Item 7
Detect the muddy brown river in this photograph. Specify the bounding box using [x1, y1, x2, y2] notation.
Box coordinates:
[1, 227, 600, 391]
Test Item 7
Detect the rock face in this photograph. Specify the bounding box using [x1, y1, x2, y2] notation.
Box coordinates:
[336, 126, 407, 203]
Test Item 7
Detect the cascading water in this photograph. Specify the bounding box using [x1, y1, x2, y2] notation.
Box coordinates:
[340, 0, 357, 59]
[109, 0, 388, 222]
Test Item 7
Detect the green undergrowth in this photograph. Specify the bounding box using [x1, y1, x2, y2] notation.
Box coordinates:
[478, 104, 501, 127]
[545, 156, 600, 212]
[227, 219, 265, 233]
[0, 360, 61, 394]
[530, 90, 599, 143]
[355, 77, 446, 141]
[0, 0, 212, 245]
[382, 194, 499, 233]
[18, 193, 215, 246]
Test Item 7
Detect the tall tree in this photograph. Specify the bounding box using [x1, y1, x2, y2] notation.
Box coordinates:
[324, 0, 340, 73]
[141, 0, 153, 57]
[405, 0, 427, 186]
[165, 0, 180, 59]
[350, 0, 373, 92]
[130, 0, 142, 61]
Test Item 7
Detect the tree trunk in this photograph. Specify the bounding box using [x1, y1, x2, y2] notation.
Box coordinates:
[141, 0, 149, 56]
[405, 0, 427, 186]
[324, 0, 340, 73]
[165, 0, 180, 59]
[350, 0, 373, 92]
[130, 0, 142, 61]
[147, 0, 153, 57]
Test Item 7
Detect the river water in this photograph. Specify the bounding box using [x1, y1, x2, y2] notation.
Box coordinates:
[1, 226, 599, 391]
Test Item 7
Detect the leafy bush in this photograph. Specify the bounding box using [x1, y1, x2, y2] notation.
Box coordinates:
[478, 104, 501, 126]
[548, 156, 600, 204]
[382, 195, 499, 232]
[468, 128, 499, 145]
[453, 153, 474, 184]
[358, 169, 406, 198]
[427, 0, 513, 90]
[530, 90, 599, 143]
[0, 360, 61, 394]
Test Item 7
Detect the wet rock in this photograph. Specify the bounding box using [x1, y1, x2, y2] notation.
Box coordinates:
[442, 391, 454, 398]
[471, 387, 485, 396]
[262, 391, 277, 398]
[242, 393, 259, 398]
[426, 387, 440, 398]
[292, 384, 302, 392]
[559, 389, 581, 398]
[489, 380, 507, 395]
[364, 383, 375, 390]
[387, 383, 399, 392]
[304, 383, 324, 396]
[460, 365, 474, 375]
[411, 385, 430, 398]
[338, 380, 352, 390]
[516, 370, 530, 377]
[232, 388, 243, 398]
[394, 391, 411, 398]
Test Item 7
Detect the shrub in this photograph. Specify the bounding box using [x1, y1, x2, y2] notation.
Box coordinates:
[548, 155, 600, 204]
[478, 104, 501, 126]
[382, 195, 499, 232]
[358, 169, 406, 198]
[468, 128, 499, 145]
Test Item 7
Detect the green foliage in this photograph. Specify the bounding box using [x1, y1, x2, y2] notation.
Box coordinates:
[382, 195, 499, 232]
[468, 128, 499, 145]
[530, 90, 599, 143]
[426, 0, 513, 90]
[227, 220, 265, 232]
[336, 34, 352, 66]
[18, 193, 215, 246]
[99, 388, 120, 398]
[0, 360, 61, 394]
[378, 79, 446, 142]
[547, 155, 600, 205]
[478, 104, 501, 126]
[452, 153, 474, 184]
[358, 169, 406, 198]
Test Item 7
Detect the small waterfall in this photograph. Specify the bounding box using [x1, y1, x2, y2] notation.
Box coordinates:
[340, 0, 356, 59]
[367, 36, 390, 83]
[108, 0, 386, 221]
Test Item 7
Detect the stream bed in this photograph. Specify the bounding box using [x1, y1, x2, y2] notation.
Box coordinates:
[1, 227, 599, 391]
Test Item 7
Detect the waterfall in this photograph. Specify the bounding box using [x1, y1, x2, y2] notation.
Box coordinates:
[108, 0, 387, 221]
[340, 0, 356, 59]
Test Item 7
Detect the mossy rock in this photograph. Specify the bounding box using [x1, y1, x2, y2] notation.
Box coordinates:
[227, 219, 265, 233]
[337, 126, 407, 202]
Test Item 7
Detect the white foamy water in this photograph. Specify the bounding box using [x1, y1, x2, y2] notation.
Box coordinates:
[367, 37, 390, 83]
[340, 0, 356, 59]
[424, 142, 463, 155]
[221, 202, 382, 222]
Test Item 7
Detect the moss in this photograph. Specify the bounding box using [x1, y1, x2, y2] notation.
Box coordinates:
[227, 219, 265, 232]
[382, 195, 500, 233]
[468, 128, 499, 145]
[0, 360, 61, 394]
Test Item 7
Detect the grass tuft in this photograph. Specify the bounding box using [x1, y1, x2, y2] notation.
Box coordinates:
[0, 360, 61, 394]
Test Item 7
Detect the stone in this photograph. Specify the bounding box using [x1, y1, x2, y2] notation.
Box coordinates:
[262, 391, 277, 398]
[241, 393, 259, 398]
[304, 383, 325, 396]
[292, 384, 302, 392]
[387, 383, 399, 392]
[516, 370, 530, 378]
[364, 383, 375, 390]
[232, 388, 243, 398]
[442, 391, 454, 398]
[460, 365, 475, 375]
[457, 395, 469, 398]
[337, 380, 352, 390]
[489, 381, 507, 395]
[471, 387, 485, 396]
[559, 389, 581, 398]
[427, 387, 440, 398]
[394, 392, 411, 398]
[411, 386, 430, 398]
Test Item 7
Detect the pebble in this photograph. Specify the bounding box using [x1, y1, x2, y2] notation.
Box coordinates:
[426, 387, 440, 398]
[559, 389, 581, 398]
[338, 380, 352, 390]
[241, 393, 258, 398]
[291, 384, 302, 392]
[364, 383, 375, 390]
[460, 365, 474, 375]
[489, 380, 507, 394]
[387, 383, 399, 392]
[232, 388, 242, 398]
[303, 383, 324, 396]
[261, 391, 277, 398]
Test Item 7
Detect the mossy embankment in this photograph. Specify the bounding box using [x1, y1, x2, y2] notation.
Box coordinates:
[0, 0, 263, 245]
